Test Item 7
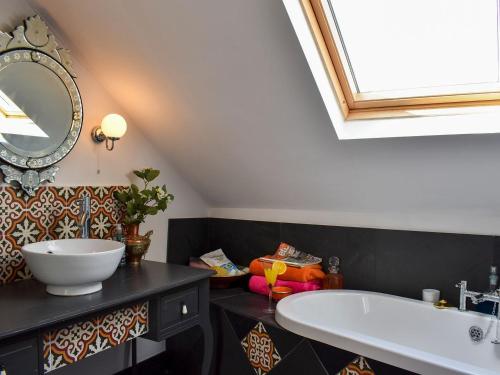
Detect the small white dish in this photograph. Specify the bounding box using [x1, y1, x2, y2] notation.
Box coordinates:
[422, 288, 440, 303]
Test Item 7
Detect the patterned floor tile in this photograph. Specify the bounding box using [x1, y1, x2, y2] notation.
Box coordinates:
[337, 356, 375, 375]
[241, 321, 281, 375]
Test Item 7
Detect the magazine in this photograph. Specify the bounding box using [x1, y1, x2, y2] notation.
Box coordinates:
[258, 242, 322, 268]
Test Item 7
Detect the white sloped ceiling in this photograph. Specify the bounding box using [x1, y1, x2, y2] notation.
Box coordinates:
[30, 0, 500, 234]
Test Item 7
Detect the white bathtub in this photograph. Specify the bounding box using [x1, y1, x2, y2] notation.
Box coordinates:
[275, 290, 500, 375]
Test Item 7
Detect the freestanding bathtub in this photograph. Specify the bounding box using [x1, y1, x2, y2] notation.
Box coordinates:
[275, 290, 500, 375]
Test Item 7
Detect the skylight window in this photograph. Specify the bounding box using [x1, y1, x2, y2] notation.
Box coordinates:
[302, 0, 500, 119]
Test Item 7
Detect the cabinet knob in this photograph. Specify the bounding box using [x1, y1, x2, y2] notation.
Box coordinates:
[182, 304, 188, 315]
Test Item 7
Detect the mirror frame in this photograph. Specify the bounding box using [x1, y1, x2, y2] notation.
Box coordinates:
[0, 15, 82, 196]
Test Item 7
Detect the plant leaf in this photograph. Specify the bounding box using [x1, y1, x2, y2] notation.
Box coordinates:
[145, 169, 160, 182]
[133, 170, 145, 179]
[158, 198, 167, 211]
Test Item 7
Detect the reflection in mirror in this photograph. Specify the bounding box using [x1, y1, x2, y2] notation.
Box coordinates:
[0, 15, 83, 196]
[0, 62, 73, 158]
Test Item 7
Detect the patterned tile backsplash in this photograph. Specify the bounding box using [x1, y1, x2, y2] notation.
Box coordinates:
[0, 185, 124, 285]
[43, 301, 148, 373]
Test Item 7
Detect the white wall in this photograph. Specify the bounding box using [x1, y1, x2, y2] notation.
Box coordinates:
[0, 1, 208, 365]
[28, 0, 500, 237]
[56, 58, 208, 263]
[0, 2, 208, 263]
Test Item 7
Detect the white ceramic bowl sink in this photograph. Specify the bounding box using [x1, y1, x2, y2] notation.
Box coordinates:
[22, 239, 125, 296]
[276, 290, 500, 375]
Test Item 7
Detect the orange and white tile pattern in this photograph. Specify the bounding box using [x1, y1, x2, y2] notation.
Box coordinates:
[43, 302, 148, 373]
[0, 185, 124, 285]
[337, 356, 376, 375]
[241, 321, 281, 375]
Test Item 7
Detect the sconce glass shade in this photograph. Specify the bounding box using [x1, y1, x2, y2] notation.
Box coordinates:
[100, 114, 127, 139]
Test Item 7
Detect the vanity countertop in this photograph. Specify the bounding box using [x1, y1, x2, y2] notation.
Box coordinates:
[0, 260, 214, 341]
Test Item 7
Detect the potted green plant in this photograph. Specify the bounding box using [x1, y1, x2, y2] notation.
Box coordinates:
[113, 168, 174, 264]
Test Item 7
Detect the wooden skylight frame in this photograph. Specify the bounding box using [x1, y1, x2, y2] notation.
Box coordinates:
[301, 0, 500, 120]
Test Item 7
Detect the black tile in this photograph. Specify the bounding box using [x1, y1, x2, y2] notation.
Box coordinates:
[271, 340, 328, 375]
[369, 357, 418, 375]
[212, 308, 255, 375]
[115, 351, 169, 375]
[224, 307, 302, 358]
[164, 325, 204, 375]
[167, 218, 209, 265]
[208, 218, 281, 266]
[168, 217, 499, 309]
[258, 312, 282, 329]
[309, 339, 357, 374]
[494, 236, 500, 269]
[280, 223, 377, 290]
[211, 291, 275, 323]
[210, 287, 247, 302]
[263, 323, 302, 359]
[224, 310, 259, 340]
[375, 230, 495, 306]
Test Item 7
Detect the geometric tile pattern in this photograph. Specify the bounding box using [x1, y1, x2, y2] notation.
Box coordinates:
[208, 295, 414, 375]
[241, 321, 281, 375]
[42, 301, 148, 373]
[337, 356, 375, 375]
[0, 185, 124, 285]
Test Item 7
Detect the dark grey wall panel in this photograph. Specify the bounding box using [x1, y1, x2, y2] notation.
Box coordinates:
[168, 218, 499, 306]
[207, 219, 281, 267]
[373, 230, 494, 304]
[167, 218, 210, 265]
[280, 223, 377, 291]
[281, 223, 495, 304]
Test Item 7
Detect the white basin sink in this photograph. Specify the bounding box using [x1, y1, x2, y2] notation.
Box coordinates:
[22, 239, 125, 296]
[276, 290, 500, 375]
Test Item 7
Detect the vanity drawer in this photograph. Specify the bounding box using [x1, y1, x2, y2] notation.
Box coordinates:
[0, 337, 38, 374]
[160, 287, 199, 329]
[146, 285, 200, 341]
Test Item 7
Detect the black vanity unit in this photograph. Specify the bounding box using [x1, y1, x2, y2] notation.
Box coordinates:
[0, 261, 214, 375]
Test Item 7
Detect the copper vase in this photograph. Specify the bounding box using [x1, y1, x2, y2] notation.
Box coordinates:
[122, 224, 153, 265]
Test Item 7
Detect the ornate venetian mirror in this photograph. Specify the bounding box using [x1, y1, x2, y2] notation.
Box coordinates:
[0, 15, 82, 196]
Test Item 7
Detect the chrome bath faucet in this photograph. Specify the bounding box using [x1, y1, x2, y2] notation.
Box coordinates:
[456, 280, 500, 312]
[77, 196, 91, 239]
[456, 280, 500, 344]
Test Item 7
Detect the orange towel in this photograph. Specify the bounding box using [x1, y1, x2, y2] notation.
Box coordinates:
[249, 259, 325, 282]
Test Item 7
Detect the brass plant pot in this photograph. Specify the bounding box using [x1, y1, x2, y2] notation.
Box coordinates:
[122, 224, 153, 265]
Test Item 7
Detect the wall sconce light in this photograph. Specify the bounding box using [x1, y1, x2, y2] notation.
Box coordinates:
[92, 114, 127, 151]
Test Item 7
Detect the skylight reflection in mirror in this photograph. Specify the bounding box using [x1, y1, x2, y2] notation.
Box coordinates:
[0, 89, 48, 138]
